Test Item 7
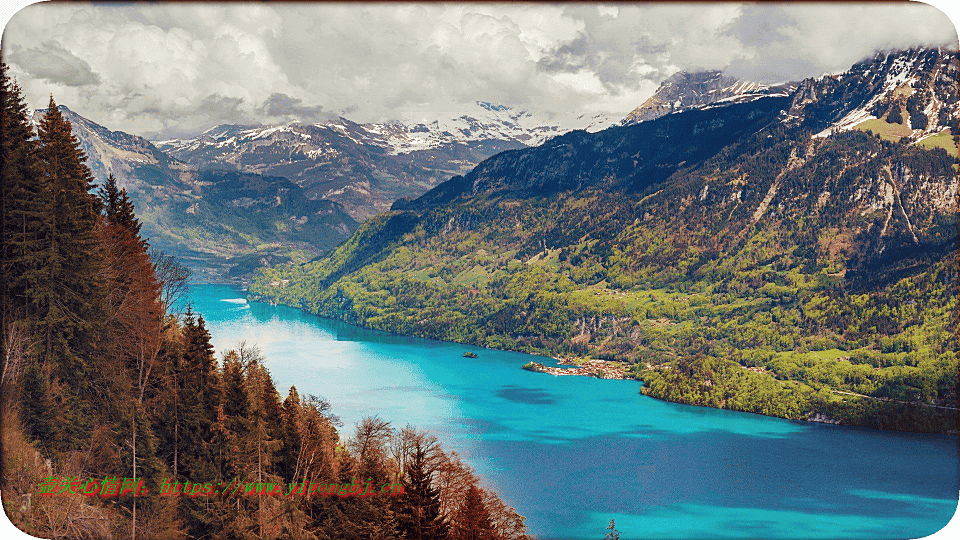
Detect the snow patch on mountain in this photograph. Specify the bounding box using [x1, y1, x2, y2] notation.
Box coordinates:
[155, 101, 626, 158]
[803, 47, 959, 141]
[621, 71, 798, 125]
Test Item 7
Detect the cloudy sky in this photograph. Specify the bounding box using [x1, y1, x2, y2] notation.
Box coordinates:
[1, 1, 957, 140]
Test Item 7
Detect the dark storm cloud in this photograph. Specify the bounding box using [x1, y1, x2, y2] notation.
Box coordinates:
[258, 93, 330, 123]
[198, 94, 246, 124]
[11, 40, 101, 86]
[535, 31, 655, 97]
[536, 30, 657, 95]
[536, 34, 592, 74]
[725, 56, 823, 85]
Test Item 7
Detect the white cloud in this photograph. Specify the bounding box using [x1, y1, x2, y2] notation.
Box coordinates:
[1, 2, 956, 139]
[9, 40, 101, 86]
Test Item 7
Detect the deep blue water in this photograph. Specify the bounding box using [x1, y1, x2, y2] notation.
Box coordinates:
[189, 284, 959, 539]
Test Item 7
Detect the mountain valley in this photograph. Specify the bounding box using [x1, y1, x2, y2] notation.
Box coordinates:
[249, 47, 959, 432]
[60, 69, 835, 281]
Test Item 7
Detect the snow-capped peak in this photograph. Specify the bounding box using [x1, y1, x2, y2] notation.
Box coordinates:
[157, 101, 626, 158]
[621, 70, 798, 125]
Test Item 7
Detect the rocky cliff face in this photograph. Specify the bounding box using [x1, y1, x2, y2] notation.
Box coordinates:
[622, 70, 797, 125]
[34, 106, 191, 200]
[396, 96, 793, 209]
[786, 46, 960, 142]
[33, 106, 357, 281]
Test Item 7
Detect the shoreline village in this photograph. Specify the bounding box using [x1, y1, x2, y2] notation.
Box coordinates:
[522, 359, 629, 379]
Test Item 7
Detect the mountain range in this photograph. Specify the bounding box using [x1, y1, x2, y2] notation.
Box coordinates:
[54, 101, 628, 279]
[247, 47, 959, 432]
[37, 107, 358, 281]
[55, 47, 958, 285]
[153, 101, 624, 220]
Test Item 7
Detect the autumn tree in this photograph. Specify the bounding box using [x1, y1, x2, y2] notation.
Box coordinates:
[451, 484, 495, 540]
[434, 450, 478, 521]
[321, 416, 400, 539]
[349, 416, 393, 480]
[150, 248, 191, 319]
[289, 392, 341, 536]
[98, 172, 167, 535]
[481, 489, 528, 540]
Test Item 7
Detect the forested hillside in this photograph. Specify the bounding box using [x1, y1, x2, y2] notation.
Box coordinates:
[251, 49, 959, 433]
[1, 62, 527, 539]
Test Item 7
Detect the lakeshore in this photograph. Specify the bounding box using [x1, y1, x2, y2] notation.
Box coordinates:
[192, 284, 960, 539]
[522, 358, 630, 380]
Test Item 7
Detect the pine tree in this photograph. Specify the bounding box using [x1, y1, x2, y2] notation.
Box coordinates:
[18, 356, 55, 445]
[35, 96, 103, 364]
[207, 350, 255, 536]
[115, 400, 168, 538]
[213, 349, 250, 501]
[173, 310, 222, 537]
[177, 310, 220, 481]
[153, 329, 185, 479]
[31, 97, 106, 450]
[397, 444, 449, 540]
[277, 385, 302, 481]
[886, 103, 903, 124]
[1, 61, 43, 383]
[99, 174, 144, 245]
[9, 96, 107, 453]
[242, 356, 286, 538]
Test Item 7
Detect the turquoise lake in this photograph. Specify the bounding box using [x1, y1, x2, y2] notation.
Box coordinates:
[189, 283, 958, 539]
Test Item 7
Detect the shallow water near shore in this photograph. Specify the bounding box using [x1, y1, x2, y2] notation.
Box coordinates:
[189, 283, 958, 539]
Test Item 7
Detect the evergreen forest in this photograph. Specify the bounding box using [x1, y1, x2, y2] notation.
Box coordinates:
[1, 62, 528, 540]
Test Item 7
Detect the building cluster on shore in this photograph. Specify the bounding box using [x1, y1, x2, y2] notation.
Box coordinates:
[522, 359, 628, 379]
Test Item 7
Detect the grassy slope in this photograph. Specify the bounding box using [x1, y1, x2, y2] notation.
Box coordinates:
[915, 129, 960, 157]
[855, 118, 913, 141]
